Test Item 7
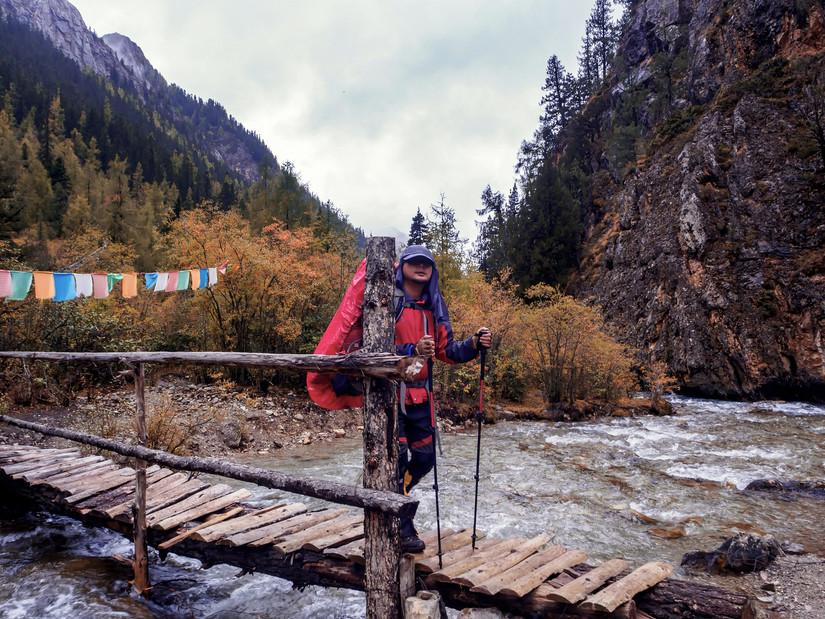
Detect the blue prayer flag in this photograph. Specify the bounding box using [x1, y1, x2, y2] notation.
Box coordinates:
[145, 273, 158, 290]
[199, 268, 209, 289]
[53, 272, 76, 302]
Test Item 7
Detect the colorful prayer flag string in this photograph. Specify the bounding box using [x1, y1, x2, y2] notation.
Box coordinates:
[0, 262, 227, 303]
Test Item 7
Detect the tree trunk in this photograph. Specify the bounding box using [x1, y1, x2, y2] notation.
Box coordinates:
[362, 236, 402, 619]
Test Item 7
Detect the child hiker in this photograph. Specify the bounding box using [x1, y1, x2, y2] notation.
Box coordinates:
[306, 244, 492, 553]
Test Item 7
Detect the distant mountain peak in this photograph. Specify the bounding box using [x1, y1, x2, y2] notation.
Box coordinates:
[102, 32, 165, 91]
[0, 0, 122, 80]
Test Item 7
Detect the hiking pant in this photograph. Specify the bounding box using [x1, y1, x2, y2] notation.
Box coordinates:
[398, 401, 435, 538]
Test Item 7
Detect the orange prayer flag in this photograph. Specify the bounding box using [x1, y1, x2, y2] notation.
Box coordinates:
[122, 272, 138, 298]
[189, 269, 200, 289]
[33, 271, 56, 300]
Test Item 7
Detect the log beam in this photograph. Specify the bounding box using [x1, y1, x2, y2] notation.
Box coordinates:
[0, 414, 417, 518]
[0, 350, 425, 381]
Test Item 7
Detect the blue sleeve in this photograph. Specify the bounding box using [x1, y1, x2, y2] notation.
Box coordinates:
[396, 343, 417, 356]
[437, 322, 478, 364]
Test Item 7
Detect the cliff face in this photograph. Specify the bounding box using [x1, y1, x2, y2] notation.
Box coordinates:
[577, 0, 825, 399]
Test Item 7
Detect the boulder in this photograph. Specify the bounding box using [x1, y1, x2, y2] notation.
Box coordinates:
[220, 420, 243, 449]
[681, 534, 781, 573]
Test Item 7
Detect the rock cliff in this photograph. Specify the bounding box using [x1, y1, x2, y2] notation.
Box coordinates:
[576, 0, 825, 399]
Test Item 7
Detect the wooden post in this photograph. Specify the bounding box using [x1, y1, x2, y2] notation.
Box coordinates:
[362, 236, 402, 619]
[131, 362, 150, 595]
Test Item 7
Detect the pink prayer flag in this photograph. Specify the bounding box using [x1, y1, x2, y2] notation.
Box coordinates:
[92, 273, 109, 299]
[0, 270, 11, 298]
[165, 271, 178, 292]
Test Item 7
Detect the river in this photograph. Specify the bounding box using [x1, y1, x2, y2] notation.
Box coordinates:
[1, 395, 823, 618]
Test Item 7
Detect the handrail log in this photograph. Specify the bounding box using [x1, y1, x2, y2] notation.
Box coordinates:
[0, 351, 426, 381]
[0, 414, 419, 518]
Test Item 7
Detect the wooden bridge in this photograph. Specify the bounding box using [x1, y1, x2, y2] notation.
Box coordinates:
[0, 239, 754, 618]
[0, 443, 749, 618]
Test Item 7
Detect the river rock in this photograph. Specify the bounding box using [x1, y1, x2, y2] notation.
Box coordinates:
[681, 533, 781, 573]
[744, 479, 825, 499]
[499, 409, 517, 421]
[220, 420, 243, 449]
[332, 428, 346, 438]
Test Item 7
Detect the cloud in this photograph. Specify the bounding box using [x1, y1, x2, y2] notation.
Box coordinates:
[70, 0, 592, 239]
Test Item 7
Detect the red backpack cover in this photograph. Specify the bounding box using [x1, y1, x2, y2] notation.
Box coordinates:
[306, 259, 366, 409]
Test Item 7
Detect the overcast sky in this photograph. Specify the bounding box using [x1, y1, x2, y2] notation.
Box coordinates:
[71, 0, 593, 241]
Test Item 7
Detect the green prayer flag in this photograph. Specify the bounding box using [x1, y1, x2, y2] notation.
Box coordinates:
[176, 270, 190, 291]
[107, 273, 123, 293]
[8, 271, 32, 301]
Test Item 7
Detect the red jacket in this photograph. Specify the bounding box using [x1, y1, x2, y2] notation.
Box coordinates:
[395, 295, 477, 405]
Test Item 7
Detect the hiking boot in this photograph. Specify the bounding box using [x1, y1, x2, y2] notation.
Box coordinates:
[401, 534, 426, 553]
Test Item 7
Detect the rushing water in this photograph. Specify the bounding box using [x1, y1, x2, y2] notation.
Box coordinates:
[1, 395, 824, 618]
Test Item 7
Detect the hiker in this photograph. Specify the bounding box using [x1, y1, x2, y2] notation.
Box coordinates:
[394, 245, 491, 552]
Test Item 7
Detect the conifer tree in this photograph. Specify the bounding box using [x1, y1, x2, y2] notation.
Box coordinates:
[408, 207, 429, 245]
[427, 194, 465, 292]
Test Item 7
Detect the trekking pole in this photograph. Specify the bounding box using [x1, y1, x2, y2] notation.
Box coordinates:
[423, 315, 444, 569]
[471, 334, 488, 551]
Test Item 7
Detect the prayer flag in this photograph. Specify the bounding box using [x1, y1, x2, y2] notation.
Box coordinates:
[154, 272, 168, 292]
[33, 271, 56, 300]
[165, 271, 179, 292]
[107, 273, 123, 293]
[0, 270, 11, 298]
[199, 268, 208, 289]
[145, 272, 158, 290]
[208, 267, 218, 287]
[176, 270, 190, 291]
[8, 271, 32, 301]
[75, 273, 93, 298]
[92, 273, 109, 299]
[122, 273, 138, 298]
[53, 273, 76, 302]
[189, 269, 200, 290]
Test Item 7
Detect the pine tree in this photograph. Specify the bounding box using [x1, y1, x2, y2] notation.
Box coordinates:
[408, 207, 429, 245]
[427, 194, 465, 292]
[540, 55, 577, 143]
[588, 0, 618, 82]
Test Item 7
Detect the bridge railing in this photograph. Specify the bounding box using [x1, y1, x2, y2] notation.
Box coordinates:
[0, 237, 411, 618]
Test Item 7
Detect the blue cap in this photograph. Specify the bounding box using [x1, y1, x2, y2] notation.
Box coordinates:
[400, 244, 435, 266]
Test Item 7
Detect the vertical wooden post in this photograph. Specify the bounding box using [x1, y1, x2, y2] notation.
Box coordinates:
[362, 236, 401, 619]
[131, 362, 150, 595]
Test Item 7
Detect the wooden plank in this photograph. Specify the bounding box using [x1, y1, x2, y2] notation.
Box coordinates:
[2, 451, 81, 474]
[151, 488, 252, 531]
[61, 466, 136, 493]
[104, 473, 196, 517]
[543, 559, 630, 604]
[233, 509, 346, 548]
[470, 545, 567, 595]
[146, 484, 234, 525]
[38, 461, 119, 486]
[428, 538, 524, 583]
[415, 530, 484, 573]
[275, 512, 363, 554]
[580, 562, 673, 612]
[0, 448, 78, 464]
[13, 455, 105, 480]
[304, 522, 364, 552]
[217, 506, 324, 547]
[250, 508, 350, 548]
[452, 534, 550, 587]
[76, 468, 175, 512]
[413, 528, 461, 561]
[487, 548, 587, 597]
[192, 503, 292, 543]
[158, 507, 245, 550]
[65, 469, 137, 504]
[417, 536, 498, 574]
